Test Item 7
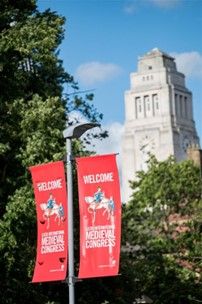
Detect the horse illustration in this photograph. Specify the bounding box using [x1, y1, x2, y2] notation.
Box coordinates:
[40, 202, 65, 229]
[85, 196, 115, 225]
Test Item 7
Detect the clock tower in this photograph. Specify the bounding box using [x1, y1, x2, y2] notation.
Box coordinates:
[122, 48, 200, 202]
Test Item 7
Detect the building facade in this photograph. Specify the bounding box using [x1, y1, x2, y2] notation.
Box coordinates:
[122, 48, 200, 202]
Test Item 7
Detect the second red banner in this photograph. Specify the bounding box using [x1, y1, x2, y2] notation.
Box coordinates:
[76, 154, 121, 279]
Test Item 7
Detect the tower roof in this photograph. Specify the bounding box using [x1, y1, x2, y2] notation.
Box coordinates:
[137, 48, 176, 72]
[140, 48, 174, 60]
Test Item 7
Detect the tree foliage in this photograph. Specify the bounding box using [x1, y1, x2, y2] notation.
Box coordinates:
[123, 156, 202, 303]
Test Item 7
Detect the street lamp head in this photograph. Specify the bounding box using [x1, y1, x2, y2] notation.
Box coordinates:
[63, 122, 100, 139]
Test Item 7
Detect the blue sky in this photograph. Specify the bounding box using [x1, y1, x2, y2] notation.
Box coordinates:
[38, 0, 202, 155]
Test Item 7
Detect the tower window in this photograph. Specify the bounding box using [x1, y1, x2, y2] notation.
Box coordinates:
[184, 96, 187, 118]
[148, 66, 152, 70]
[145, 96, 150, 111]
[135, 97, 142, 118]
[144, 95, 152, 117]
[152, 94, 159, 115]
[175, 93, 178, 116]
[180, 95, 183, 117]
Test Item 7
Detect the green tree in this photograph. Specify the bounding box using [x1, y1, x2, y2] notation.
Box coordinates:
[123, 156, 202, 304]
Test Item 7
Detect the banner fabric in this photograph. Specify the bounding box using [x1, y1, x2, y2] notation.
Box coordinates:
[29, 161, 68, 283]
[76, 154, 121, 279]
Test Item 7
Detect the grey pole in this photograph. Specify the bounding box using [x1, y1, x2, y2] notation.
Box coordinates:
[65, 137, 75, 304]
[63, 122, 100, 304]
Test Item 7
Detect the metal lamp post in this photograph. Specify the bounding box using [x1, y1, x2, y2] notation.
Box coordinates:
[63, 122, 100, 304]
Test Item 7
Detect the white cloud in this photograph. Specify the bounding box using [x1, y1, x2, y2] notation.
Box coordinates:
[123, 1, 138, 14]
[150, 0, 180, 8]
[83, 121, 124, 172]
[123, 0, 180, 13]
[75, 61, 122, 86]
[171, 51, 202, 79]
[69, 119, 124, 166]
[89, 122, 124, 155]
[67, 110, 88, 125]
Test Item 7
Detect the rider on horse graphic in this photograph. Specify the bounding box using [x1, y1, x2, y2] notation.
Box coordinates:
[93, 186, 104, 206]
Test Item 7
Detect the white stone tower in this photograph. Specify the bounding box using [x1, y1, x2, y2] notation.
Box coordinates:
[122, 48, 200, 202]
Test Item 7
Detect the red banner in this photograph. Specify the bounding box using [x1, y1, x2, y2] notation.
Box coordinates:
[29, 161, 68, 283]
[76, 154, 121, 278]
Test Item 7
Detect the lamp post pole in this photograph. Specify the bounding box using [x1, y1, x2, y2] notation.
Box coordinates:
[63, 122, 100, 304]
[66, 137, 74, 304]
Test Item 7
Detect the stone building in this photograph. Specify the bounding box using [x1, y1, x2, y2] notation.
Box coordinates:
[122, 48, 200, 202]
